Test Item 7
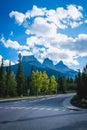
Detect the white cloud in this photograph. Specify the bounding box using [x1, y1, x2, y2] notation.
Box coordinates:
[85, 20, 87, 23]
[18, 50, 33, 56]
[0, 36, 29, 50]
[77, 34, 87, 40]
[69, 21, 83, 28]
[9, 11, 25, 25]
[0, 55, 3, 61]
[25, 33, 87, 66]
[67, 4, 83, 20]
[10, 31, 14, 36]
[25, 5, 46, 18]
[7, 5, 87, 67]
[9, 4, 83, 29]
[26, 36, 49, 48]
[4, 60, 15, 66]
[27, 17, 57, 39]
[0, 55, 15, 66]
[25, 29, 31, 35]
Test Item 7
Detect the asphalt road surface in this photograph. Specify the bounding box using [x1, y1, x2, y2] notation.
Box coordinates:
[0, 94, 87, 130]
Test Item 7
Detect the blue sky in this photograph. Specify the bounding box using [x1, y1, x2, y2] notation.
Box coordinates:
[0, 0, 87, 71]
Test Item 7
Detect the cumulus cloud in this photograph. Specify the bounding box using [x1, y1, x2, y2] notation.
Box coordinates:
[25, 33, 87, 66]
[7, 4, 87, 66]
[85, 20, 87, 23]
[4, 60, 15, 66]
[67, 5, 83, 20]
[0, 55, 3, 61]
[9, 11, 25, 25]
[0, 36, 29, 50]
[9, 4, 83, 29]
[0, 55, 15, 66]
[18, 50, 33, 56]
[25, 5, 46, 18]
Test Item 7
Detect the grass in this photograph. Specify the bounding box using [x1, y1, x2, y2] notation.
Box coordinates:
[71, 95, 87, 109]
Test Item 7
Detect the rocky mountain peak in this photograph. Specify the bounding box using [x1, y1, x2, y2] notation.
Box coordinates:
[22, 55, 37, 63]
[43, 58, 53, 64]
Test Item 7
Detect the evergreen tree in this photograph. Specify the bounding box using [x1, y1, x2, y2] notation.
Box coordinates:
[57, 76, 65, 93]
[0, 71, 7, 97]
[75, 66, 87, 99]
[0, 58, 4, 81]
[8, 60, 12, 75]
[8, 72, 17, 97]
[6, 66, 9, 96]
[65, 77, 76, 91]
[16, 53, 26, 96]
[6, 60, 12, 96]
[0, 59, 6, 97]
[75, 69, 82, 98]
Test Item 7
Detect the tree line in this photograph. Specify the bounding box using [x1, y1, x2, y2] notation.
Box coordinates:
[0, 54, 79, 98]
[75, 65, 87, 100]
[0, 54, 57, 97]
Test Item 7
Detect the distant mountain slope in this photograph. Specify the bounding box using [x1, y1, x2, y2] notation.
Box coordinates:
[22, 55, 42, 67]
[55, 60, 77, 78]
[42, 58, 56, 69]
[55, 60, 69, 72]
[11, 55, 77, 78]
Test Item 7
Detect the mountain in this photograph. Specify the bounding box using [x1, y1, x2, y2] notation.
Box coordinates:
[42, 58, 56, 69]
[10, 55, 77, 78]
[55, 60, 73, 72]
[22, 55, 42, 67]
[55, 60, 77, 78]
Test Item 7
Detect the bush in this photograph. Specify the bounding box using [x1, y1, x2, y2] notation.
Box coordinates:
[81, 98, 87, 104]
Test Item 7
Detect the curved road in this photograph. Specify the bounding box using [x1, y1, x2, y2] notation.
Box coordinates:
[0, 94, 87, 130]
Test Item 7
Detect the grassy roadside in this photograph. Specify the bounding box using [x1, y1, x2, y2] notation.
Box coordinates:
[0, 92, 75, 102]
[0, 94, 60, 102]
[71, 95, 87, 109]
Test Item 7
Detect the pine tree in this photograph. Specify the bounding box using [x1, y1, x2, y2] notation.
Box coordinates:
[8, 72, 17, 97]
[57, 76, 65, 93]
[16, 53, 26, 96]
[75, 66, 87, 99]
[0, 58, 6, 97]
[75, 69, 82, 98]
[6, 60, 12, 97]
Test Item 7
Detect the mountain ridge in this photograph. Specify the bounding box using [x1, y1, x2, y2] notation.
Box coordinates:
[11, 55, 77, 78]
[21, 55, 77, 78]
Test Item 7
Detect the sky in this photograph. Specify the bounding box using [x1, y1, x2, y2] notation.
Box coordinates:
[0, 0, 87, 71]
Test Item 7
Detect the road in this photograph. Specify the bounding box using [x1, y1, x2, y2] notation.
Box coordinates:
[0, 94, 87, 130]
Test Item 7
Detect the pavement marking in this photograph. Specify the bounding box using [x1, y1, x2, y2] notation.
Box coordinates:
[32, 107, 38, 110]
[25, 107, 33, 110]
[39, 108, 45, 110]
[53, 108, 60, 111]
[10, 107, 16, 109]
[14, 102, 19, 104]
[17, 107, 23, 109]
[0, 106, 70, 112]
[46, 108, 52, 111]
[62, 109, 66, 111]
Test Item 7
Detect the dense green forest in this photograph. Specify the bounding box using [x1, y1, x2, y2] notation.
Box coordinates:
[0, 54, 86, 98]
[75, 65, 87, 100]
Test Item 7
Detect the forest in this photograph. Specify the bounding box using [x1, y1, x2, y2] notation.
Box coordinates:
[0, 54, 87, 100]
